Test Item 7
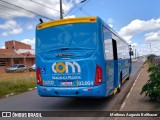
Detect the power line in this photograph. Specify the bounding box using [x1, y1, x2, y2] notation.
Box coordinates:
[66, 0, 70, 2]
[79, 7, 90, 16]
[0, 0, 53, 20]
[0, 3, 33, 18]
[64, 0, 87, 17]
[29, 0, 60, 13]
[63, 0, 74, 11]
[71, 0, 90, 15]
[64, 3, 79, 16]
[0, 2, 49, 28]
[0, 12, 12, 18]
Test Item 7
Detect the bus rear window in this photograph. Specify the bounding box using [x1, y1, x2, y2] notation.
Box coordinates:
[36, 23, 97, 52]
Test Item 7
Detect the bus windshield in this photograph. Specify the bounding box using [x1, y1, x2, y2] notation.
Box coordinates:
[36, 23, 97, 53]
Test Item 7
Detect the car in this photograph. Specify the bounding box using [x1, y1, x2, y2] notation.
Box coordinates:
[28, 64, 36, 72]
[5, 64, 27, 73]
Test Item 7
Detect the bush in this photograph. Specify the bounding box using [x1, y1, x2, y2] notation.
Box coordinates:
[140, 64, 160, 101]
[147, 54, 156, 63]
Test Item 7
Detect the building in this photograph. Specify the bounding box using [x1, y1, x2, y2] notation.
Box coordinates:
[5, 40, 31, 50]
[0, 40, 35, 71]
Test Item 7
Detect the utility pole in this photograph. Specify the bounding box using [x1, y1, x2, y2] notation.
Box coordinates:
[132, 46, 134, 59]
[60, 0, 63, 19]
[150, 43, 152, 54]
[135, 49, 136, 58]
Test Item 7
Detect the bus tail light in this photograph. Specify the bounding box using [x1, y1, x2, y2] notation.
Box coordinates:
[94, 64, 102, 86]
[36, 67, 43, 86]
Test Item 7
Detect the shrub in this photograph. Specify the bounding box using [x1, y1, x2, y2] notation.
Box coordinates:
[140, 64, 160, 101]
[147, 54, 156, 63]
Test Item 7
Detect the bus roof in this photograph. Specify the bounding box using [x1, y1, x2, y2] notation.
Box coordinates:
[37, 16, 97, 30]
[36, 16, 129, 45]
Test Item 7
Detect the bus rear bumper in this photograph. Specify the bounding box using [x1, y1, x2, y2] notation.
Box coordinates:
[37, 84, 106, 97]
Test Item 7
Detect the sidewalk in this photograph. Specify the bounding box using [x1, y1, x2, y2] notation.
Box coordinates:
[116, 63, 160, 120]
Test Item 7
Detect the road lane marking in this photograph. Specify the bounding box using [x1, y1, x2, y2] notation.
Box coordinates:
[126, 92, 130, 99]
[119, 68, 143, 111]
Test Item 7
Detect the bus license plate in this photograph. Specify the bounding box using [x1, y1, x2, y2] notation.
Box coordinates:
[61, 81, 72, 85]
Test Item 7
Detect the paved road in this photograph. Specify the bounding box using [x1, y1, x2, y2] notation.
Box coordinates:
[0, 62, 143, 112]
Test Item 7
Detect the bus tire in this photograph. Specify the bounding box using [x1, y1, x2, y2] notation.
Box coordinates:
[126, 75, 130, 80]
[117, 72, 122, 93]
[117, 86, 121, 93]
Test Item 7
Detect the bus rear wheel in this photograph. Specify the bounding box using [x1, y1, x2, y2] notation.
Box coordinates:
[117, 85, 121, 93]
[117, 72, 122, 93]
[126, 75, 130, 80]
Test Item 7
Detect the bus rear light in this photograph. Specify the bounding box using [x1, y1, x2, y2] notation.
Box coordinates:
[37, 25, 43, 28]
[94, 64, 102, 86]
[36, 67, 43, 86]
[90, 18, 96, 22]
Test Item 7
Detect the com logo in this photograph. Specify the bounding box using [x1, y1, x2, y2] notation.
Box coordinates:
[52, 62, 81, 73]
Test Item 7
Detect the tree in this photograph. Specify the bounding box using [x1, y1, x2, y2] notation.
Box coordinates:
[147, 54, 156, 63]
[140, 64, 160, 101]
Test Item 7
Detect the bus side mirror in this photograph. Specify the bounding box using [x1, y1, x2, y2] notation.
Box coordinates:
[129, 51, 134, 56]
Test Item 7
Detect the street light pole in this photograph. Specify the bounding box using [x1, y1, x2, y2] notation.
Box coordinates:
[129, 45, 132, 73]
[150, 43, 152, 54]
[135, 49, 136, 59]
[131, 46, 134, 59]
[60, 0, 63, 19]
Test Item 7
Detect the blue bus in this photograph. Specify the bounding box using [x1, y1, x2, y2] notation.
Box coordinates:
[36, 16, 131, 97]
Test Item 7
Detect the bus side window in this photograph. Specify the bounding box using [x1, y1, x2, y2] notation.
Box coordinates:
[104, 40, 113, 60]
[103, 26, 113, 60]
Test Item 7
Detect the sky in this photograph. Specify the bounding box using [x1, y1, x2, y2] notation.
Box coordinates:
[0, 0, 160, 56]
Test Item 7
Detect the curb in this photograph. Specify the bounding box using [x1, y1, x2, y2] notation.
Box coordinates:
[112, 62, 144, 111]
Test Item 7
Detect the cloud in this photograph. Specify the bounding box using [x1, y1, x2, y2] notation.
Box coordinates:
[137, 41, 160, 56]
[118, 18, 160, 41]
[109, 24, 113, 28]
[0, 20, 17, 29]
[0, 0, 77, 19]
[26, 24, 33, 30]
[64, 15, 76, 19]
[1, 32, 8, 36]
[136, 44, 150, 56]
[107, 18, 114, 28]
[0, 20, 23, 36]
[145, 31, 160, 42]
[118, 18, 160, 55]
[75, 0, 82, 4]
[0, 46, 5, 49]
[21, 38, 35, 49]
[107, 18, 114, 24]
[9, 27, 23, 34]
[131, 42, 138, 47]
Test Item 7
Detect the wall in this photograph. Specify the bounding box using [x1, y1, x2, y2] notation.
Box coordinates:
[5, 40, 31, 50]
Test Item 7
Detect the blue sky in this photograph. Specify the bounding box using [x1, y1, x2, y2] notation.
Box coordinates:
[0, 0, 160, 56]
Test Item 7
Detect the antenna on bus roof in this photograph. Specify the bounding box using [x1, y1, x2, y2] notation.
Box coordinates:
[39, 18, 43, 24]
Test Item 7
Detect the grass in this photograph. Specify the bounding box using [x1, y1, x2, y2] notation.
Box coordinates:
[146, 60, 154, 68]
[0, 71, 36, 98]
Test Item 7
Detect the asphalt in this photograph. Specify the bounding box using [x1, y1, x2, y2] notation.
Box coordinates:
[0, 62, 143, 111]
[0, 62, 145, 120]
